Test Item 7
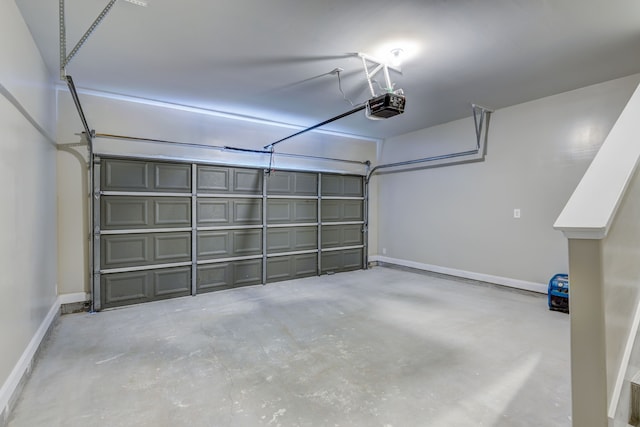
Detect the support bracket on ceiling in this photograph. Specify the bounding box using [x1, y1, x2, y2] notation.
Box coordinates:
[472, 103, 492, 149]
[59, 0, 120, 79]
[357, 52, 402, 97]
[365, 103, 494, 182]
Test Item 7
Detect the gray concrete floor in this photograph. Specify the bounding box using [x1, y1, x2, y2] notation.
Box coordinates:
[8, 267, 571, 427]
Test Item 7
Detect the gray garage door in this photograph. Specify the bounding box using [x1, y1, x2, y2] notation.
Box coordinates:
[320, 174, 365, 274]
[94, 158, 364, 309]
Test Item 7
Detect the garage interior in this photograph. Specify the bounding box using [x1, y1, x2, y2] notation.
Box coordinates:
[2, 1, 640, 426]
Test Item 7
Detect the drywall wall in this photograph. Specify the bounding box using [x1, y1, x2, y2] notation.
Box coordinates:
[553, 80, 640, 420]
[0, 0, 57, 419]
[375, 73, 640, 286]
[56, 89, 379, 296]
[603, 162, 640, 420]
[56, 149, 88, 298]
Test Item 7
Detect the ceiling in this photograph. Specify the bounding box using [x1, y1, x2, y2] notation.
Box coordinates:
[15, 0, 640, 140]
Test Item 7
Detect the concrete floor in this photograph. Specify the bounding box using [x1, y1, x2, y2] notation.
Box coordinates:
[8, 267, 571, 427]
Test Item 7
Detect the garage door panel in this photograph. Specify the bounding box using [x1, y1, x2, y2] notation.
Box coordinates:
[294, 227, 318, 250]
[234, 259, 263, 286]
[294, 200, 317, 222]
[197, 200, 229, 225]
[233, 229, 262, 256]
[320, 201, 340, 222]
[197, 229, 262, 260]
[233, 168, 262, 193]
[154, 163, 191, 192]
[197, 166, 230, 192]
[153, 267, 191, 297]
[342, 176, 364, 197]
[233, 200, 262, 224]
[267, 254, 317, 283]
[101, 267, 192, 308]
[342, 248, 364, 270]
[294, 173, 318, 195]
[343, 225, 364, 245]
[266, 201, 291, 223]
[154, 233, 191, 261]
[267, 171, 317, 195]
[198, 199, 264, 226]
[198, 231, 231, 259]
[321, 175, 341, 196]
[321, 248, 363, 273]
[101, 271, 149, 307]
[266, 172, 291, 194]
[321, 175, 363, 197]
[296, 253, 318, 276]
[154, 198, 191, 226]
[320, 252, 340, 274]
[321, 224, 363, 248]
[103, 197, 191, 229]
[321, 227, 340, 248]
[102, 232, 191, 268]
[103, 159, 149, 191]
[197, 166, 262, 194]
[102, 159, 191, 193]
[267, 227, 317, 253]
[267, 256, 291, 281]
[103, 197, 149, 229]
[321, 200, 363, 222]
[267, 200, 317, 224]
[102, 235, 149, 267]
[343, 201, 363, 221]
[266, 229, 292, 252]
[197, 263, 233, 293]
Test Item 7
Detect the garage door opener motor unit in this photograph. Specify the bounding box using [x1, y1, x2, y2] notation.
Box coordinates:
[548, 273, 569, 313]
[366, 93, 406, 118]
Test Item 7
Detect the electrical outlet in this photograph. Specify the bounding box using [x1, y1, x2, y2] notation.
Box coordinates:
[513, 208, 521, 219]
[382, 248, 387, 255]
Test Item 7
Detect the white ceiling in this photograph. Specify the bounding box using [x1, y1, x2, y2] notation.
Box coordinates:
[15, 0, 640, 140]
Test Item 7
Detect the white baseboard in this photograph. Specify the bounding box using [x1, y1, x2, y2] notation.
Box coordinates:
[371, 255, 548, 294]
[58, 292, 89, 305]
[1, 292, 90, 423]
[0, 297, 60, 424]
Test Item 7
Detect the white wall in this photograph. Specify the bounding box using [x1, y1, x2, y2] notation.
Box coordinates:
[553, 81, 640, 424]
[56, 148, 88, 297]
[56, 89, 379, 296]
[603, 164, 640, 421]
[0, 0, 57, 419]
[375, 73, 640, 286]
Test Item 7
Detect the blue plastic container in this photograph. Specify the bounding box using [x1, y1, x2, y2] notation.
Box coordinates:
[548, 273, 569, 313]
